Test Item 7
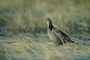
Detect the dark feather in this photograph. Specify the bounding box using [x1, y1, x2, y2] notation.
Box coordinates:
[46, 18, 75, 46]
[58, 30, 75, 43]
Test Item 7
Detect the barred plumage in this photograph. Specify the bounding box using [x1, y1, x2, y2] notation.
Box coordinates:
[46, 18, 75, 46]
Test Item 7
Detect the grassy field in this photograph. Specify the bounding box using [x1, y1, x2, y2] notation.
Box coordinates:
[0, 0, 90, 60]
[0, 34, 90, 60]
[0, 0, 90, 34]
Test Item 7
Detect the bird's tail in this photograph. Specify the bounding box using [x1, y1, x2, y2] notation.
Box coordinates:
[68, 39, 75, 43]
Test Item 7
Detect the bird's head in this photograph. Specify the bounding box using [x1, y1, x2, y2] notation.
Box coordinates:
[46, 18, 52, 26]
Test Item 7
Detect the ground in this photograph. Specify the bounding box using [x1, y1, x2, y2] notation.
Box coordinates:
[0, 33, 90, 60]
[0, 0, 90, 60]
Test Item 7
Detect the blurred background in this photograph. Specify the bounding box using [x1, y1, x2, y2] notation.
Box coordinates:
[0, 0, 90, 60]
[0, 0, 90, 36]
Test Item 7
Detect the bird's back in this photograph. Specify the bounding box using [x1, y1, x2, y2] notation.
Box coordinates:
[48, 28, 75, 46]
[53, 28, 75, 43]
[48, 28, 63, 45]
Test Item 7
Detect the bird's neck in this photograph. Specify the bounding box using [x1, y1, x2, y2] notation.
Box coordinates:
[48, 24, 53, 30]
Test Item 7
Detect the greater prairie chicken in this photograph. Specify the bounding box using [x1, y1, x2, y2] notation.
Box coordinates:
[46, 18, 75, 46]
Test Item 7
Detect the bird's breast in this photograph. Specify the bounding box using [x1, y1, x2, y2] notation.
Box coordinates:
[48, 29, 59, 41]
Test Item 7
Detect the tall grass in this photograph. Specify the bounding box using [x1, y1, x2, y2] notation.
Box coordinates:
[0, 0, 90, 34]
[0, 34, 90, 60]
[0, 1, 90, 59]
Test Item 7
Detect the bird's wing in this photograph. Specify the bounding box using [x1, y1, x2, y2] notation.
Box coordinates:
[52, 28, 65, 43]
[52, 28, 75, 43]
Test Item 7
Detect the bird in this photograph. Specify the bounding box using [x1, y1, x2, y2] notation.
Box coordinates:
[46, 18, 75, 46]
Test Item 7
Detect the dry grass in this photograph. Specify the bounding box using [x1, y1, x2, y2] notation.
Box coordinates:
[0, 34, 90, 60]
[0, 0, 90, 34]
[0, 0, 90, 60]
